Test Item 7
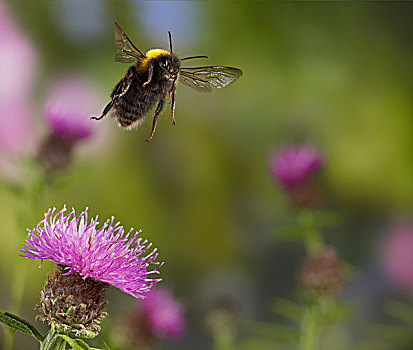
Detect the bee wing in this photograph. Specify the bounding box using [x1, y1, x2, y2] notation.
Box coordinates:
[179, 66, 243, 93]
[114, 22, 145, 63]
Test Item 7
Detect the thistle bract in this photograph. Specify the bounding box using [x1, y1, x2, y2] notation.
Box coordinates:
[299, 247, 342, 296]
[38, 266, 108, 338]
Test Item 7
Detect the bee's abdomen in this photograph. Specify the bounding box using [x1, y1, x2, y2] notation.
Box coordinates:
[111, 68, 173, 128]
[113, 82, 158, 127]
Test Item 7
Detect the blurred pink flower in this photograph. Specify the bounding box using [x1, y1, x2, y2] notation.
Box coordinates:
[269, 145, 323, 189]
[0, 3, 36, 102]
[37, 76, 103, 173]
[45, 77, 101, 142]
[0, 103, 32, 154]
[381, 223, 413, 290]
[0, 2, 37, 159]
[141, 287, 186, 340]
[269, 145, 324, 208]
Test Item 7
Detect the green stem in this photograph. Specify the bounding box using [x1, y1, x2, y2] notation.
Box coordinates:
[212, 331, 234, 350]
[297, 210, 324, 350]
[299, 303, 319, 350]
[298, 210, 323, 255]
[4, 174, 48, 350]
[3, 328, 13, 350]
[41, 325, 66, 350]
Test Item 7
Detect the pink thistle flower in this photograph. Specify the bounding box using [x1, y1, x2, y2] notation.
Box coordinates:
[20, 207, 163, 299]
[0, 103, 33, 155]
[381, 223, 413, 291]
[270, 145, 323, 189]
[37, 77, 103, 173]
[0, 2, 36, 103]
[45, 77, 101, 142]
[141, 287, 186, 340]
[0, 2, 37, 161]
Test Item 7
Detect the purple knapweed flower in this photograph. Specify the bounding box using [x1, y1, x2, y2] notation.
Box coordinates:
[0, 2, 37, 169]
[38, 77, 102, 173]
[141, 287, 186, 340]
[270, 145, 323, 189]
[381, 223, 413, 291]
[45, 77, 101, 142]
[0, 2, 36, 104]
[20, 206, 163, 299]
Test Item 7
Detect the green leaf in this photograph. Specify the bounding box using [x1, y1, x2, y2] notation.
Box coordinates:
[58, 335, 102, 350]
[272, 225, 303, 242]
[318, 298, 349, 324]
[1, 181, 25, 197]
[385, 300, 413, 325]
[313, 210, 342, 228]
[0, 311, 44, 342]
[352, 340, 393, 350]
[238, 336, 290, 350]
[254, 322, 298, 343]
[271, 298, 303, 324]
[367, 324, 411, 346]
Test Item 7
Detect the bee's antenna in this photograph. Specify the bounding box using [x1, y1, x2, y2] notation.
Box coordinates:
[181, 55, 209, 61]
[168, 31, 173, 53]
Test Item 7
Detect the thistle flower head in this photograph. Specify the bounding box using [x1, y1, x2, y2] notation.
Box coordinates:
[0, 2, 36, 103]
[0, 2, 37, 171]
[20, 206, 163, 299]
[114, 288, 185, 349]
[381, 223, 413, 291]
[45, 78, 100, 142]
[37, 77, 101, 173]
[141, 287, 186, 340]
[270, 145, 323, 189]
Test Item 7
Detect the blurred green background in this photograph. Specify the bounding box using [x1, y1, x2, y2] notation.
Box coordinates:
[1, 1, 413, 349]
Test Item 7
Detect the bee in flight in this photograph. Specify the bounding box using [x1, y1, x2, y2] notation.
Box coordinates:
[91, 22, 243, 142]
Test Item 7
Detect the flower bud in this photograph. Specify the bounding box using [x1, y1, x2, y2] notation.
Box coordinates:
[299, 247, 342, 296]
[205, 298, 239, 345]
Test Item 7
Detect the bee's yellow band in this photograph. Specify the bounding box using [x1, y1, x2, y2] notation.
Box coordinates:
[138, 49, 170, 72]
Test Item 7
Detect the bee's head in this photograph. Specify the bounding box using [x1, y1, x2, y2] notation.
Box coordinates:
[159, 54, 180, 79]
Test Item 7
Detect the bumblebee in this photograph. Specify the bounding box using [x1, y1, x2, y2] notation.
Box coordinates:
[92, 22, 243, 142]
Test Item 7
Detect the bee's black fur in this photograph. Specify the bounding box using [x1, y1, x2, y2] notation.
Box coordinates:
[112, 54, 180, 129]
[92, 22, 242, 142]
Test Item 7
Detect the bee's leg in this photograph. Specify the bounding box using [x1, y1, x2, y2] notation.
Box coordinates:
[114, 67, 134, 98]
[145, 99, 164, 143]
[142, 61, 154, 87]
[169, 90, 176, 125]
[91, 71, 133, 121]
[114, 80, 132, 99]
[169, 79, 177, 125]
[91, 100, 115, 120]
